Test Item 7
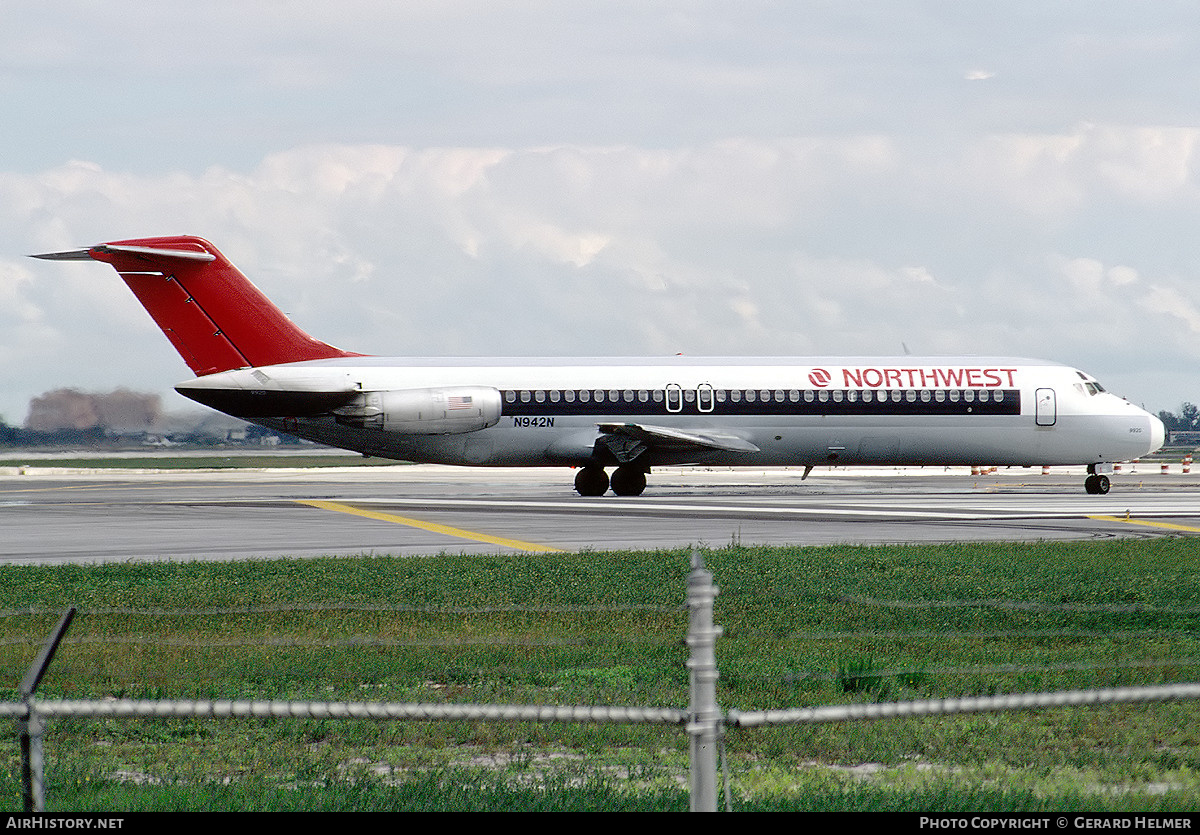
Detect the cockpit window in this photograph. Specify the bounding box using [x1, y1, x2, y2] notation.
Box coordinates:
[1074, 370, 1107, 396]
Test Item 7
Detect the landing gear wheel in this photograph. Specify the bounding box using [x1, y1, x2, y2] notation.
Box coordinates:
[574, 467, 609, 497]
[609, 466, 647, 497]
[1085, 474, 1111, 495]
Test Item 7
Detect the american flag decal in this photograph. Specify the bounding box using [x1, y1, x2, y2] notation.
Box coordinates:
[447, 395, 473, 410]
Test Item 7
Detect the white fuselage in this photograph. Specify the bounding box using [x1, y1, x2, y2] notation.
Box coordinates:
[177, 355, 1166, 469]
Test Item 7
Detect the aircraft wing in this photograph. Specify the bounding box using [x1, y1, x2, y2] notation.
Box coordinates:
[595, 422, 759, 464]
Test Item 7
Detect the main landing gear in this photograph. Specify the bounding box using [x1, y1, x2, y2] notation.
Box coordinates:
[574, 466, 647, 497]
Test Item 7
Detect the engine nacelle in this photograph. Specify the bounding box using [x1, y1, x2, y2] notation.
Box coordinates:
[333, 386, 502, 435]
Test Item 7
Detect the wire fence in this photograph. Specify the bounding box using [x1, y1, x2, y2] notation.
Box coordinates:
[6, 554, 1200, 812]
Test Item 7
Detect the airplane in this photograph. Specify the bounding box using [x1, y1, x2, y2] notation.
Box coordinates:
[33, 235, 1165, 496]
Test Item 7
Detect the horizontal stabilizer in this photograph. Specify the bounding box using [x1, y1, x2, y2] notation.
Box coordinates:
[30, 249, 95, 261]
[33, 245, 217, 263]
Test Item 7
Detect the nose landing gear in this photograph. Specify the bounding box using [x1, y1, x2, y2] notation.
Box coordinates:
[1085, 463, 1113, 494]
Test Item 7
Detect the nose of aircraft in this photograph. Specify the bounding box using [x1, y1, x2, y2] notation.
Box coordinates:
[1148, 412, 1166, 455]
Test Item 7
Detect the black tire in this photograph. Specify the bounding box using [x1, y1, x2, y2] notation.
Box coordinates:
[1095, 474, 1110, 494]
[610, 466, 647, 497]
[574, 467, 609, 497]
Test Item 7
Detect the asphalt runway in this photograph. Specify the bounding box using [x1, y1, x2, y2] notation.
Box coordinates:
[1, 464, 1198, 565]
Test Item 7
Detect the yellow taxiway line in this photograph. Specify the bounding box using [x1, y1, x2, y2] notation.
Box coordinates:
[1089, 515, 1200, 534]
[296, 499, 564, 553]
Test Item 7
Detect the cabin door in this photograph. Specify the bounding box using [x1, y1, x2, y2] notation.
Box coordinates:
[1035, 388, 1057, 427]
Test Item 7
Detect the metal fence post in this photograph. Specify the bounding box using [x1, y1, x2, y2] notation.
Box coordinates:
[19, 705, 44, 812]
[686, 550, 722, 812]
[18, 606, 76, 813]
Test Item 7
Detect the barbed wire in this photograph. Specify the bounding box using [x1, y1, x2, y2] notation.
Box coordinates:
[780, 657, 1200, 685]
[834, 595, 1200, 614]
[4, 682, 1197, 730]
[0, 698, 688, 726]
[788, 629, 1200, 640]
[0, 634, 680, 649]
[7, 592, 1197, 619]
[728, 682, 1200, 728]
[0, 603, 683, 618]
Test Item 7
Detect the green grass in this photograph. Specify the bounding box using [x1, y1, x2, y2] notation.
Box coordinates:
[3, 539, 1200, 811]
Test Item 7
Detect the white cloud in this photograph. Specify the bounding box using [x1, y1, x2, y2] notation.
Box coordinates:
[1141, 285, 1200, 336]
[4, 124, 1200, 420]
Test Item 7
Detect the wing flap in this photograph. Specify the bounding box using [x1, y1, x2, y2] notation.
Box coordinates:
[596, 422, 759, 463]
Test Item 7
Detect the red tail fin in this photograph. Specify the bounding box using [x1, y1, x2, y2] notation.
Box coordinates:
[34, 236, 362, 376]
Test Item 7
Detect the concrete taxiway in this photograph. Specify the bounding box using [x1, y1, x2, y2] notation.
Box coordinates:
[0, 464, 1197, 565]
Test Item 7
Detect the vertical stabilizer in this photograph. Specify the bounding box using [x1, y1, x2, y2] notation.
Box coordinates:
[33, 235, 362, 376]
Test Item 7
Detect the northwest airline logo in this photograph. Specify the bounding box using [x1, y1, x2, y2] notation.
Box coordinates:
[831, 367, 1019, 388]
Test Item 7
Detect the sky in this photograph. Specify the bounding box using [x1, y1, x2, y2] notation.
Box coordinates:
[2, 1, 1200, 423]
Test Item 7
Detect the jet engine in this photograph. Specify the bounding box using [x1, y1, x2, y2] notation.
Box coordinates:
[333, 386, 502, 434]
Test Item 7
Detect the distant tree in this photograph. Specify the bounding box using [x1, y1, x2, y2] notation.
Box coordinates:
[1183, 402, 1199, 431]
[1158, 402, 1200, 433]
